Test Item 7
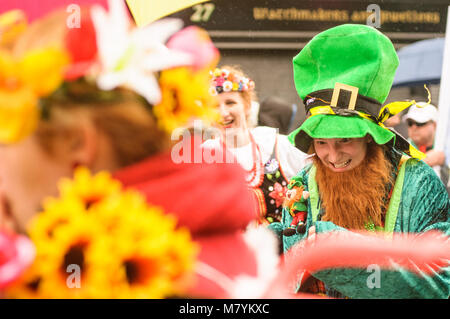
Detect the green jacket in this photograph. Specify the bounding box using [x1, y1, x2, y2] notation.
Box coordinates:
[269, 151, 450, 299]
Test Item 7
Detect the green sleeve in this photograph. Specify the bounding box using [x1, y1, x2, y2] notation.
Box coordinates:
[267, 222, 283, 240]
[312, 160, 450, 298]
[314, 221, 347, 233]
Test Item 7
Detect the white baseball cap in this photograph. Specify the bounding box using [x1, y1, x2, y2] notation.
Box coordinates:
[403, 102, 438, 124]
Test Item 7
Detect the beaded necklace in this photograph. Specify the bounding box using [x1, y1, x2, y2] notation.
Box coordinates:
[221, 132, 264, 188]
[244, 133, 264, 188]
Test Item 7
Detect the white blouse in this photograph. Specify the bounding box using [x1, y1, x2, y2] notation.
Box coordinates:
[202, 126, 309, 180]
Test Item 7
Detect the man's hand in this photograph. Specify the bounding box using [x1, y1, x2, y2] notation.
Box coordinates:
[307, 225, 316, 243]
[302, 191, 310, 200]
[424, 149, 445, 167]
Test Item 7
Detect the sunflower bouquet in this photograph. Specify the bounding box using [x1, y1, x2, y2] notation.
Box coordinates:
[5, 167, 198, 298]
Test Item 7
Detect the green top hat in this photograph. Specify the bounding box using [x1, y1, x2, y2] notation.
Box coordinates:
[288, 24, 425, 159]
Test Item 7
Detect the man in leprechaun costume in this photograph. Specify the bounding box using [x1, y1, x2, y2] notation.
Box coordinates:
[269, 24, 449, 298]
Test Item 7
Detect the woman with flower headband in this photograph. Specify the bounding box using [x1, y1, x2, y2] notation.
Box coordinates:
[204, 65, 308, 226]
[0, 1, 281, 298]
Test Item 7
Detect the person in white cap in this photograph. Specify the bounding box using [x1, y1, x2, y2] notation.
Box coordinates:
[404, 102, 445, 167]
[404, 102, 448, 190]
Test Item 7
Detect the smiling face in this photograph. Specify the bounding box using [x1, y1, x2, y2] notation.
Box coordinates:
[407, 120, 436, 148]
[217, 91, 250, 134]
[312, 136, 370, 172]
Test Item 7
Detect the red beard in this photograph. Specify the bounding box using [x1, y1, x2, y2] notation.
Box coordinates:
[313, 144, 393, 230]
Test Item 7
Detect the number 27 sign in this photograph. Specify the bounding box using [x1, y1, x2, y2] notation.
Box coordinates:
[126, 0, 211, 27]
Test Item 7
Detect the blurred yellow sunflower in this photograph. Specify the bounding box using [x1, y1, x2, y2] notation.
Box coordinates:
[58, 166, 121, 210]
[0, 10, 27, 46]
[0, 47, 69, 144]
[5, 261, 45, 299]
[100, 194, 198, 298]
[6, 167, 198, 299]
[7, 208, 109, 299]
[153, 67, 220, 133]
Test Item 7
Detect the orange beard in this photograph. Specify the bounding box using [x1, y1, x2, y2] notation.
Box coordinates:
[313, 144, 393, 230]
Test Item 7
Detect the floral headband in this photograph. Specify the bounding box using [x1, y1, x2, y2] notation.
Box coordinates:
[0, 0, 220, 143]
[210, 68, 255, 95]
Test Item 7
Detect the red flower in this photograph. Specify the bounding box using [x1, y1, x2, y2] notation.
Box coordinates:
[0, 229, 35, 289]
[64, 9, 98, 80]
[269, 182, 287, 208]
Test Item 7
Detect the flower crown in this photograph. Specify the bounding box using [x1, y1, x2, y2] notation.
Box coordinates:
[210, 68, 255, 95]
[0, 0, 220, 143]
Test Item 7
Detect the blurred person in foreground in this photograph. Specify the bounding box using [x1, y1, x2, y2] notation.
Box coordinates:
[269, 24, 449, 298]
[0, 1, 281, 298]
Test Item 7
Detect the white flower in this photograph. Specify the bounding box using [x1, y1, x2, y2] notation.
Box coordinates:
[90, 0, 193, 105]
[223, 80, 233, 92]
